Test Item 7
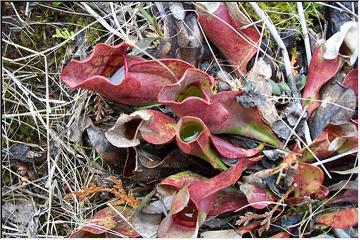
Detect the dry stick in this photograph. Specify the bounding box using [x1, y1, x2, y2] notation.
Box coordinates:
[249, 2, 312, 145]
[312, 149, 358, 166]
[297, 2, 312, 66]
[249, 3, 294, 93]
[283, 106, 308, 149]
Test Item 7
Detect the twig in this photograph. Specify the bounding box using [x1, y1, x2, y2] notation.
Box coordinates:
[249, 2, 312, 145]
[249, 2, 296, 98]
[312, 149, 358, 166]
[297, 2, 312, 66]
[336, 2, 358, 18]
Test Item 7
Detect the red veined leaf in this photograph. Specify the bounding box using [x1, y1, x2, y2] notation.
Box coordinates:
[70, 205, 140, 238]
[302, 45, 344, 116]
[61, 42, 193, 105]
[239, 183, 278, 209]
[196, 2, 260, 75]
[316, 208, 358, 229]
[157, 160, 246, 238]
[343, 69, 358, 97]
[294, 163, 325, 198]
[159, 69, 282, 147]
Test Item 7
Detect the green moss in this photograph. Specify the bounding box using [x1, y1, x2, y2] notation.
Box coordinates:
[242, 2, 321, 41]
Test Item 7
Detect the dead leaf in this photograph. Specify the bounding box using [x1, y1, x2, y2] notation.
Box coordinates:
[246, 58, 278, 125]
[86, 126, 127, 169]
[309, 74, 357, 138]
[200, 229, 241, 238]
[132, 211, 162, 238]
[105, 109, 176, 148]
[175, 13, 203, 66]
[324, 21, 358, 65]
[169, 2, 185, 21]
[328, 178, 358, 192]
[2, 198, 38, 236]
[263, 149, 287, 161]
[299, 122, 358, 162]
[290, 53, 299, 77]
[8, 144, 44, 163]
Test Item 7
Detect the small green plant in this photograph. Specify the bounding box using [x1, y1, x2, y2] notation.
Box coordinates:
[51, 2, 62, 6]
[52, 28, 75, 41]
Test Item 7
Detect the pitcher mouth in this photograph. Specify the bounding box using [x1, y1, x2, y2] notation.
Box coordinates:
[177, 116, 207, 144]
[179, 121, 205, 143]
[60, 42, 131, 88]
[176, 84, 208, 102]
[172, 199, 199, 228]
[158, 68, 214, 104]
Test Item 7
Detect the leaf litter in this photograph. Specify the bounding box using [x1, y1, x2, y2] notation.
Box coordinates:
[1, 2, 358, 238]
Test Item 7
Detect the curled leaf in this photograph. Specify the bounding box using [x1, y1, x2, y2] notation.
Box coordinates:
[159, 69, 282, 147]
[316, 208, 358, 229]
[324, 21, 358, 65]
[70, 206, 140, 238]
[299, 122, 358, 162]
[176, 116, 225, 170]
[176, 116, 263, 170]
[105, 109, 176, 148]
[61, 42, 193, 105]
[86, 126, 127, 169]
[122, 147, 200, 183]
[302, 45, 344, 116]
[157, 160, 246, 238]
[196, 2, 260, 75]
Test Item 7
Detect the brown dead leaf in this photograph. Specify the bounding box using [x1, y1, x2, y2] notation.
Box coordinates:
[201, 229, 241, 238]
[246, 58, 278, 125]
[2, 198, 38, 236]
[86, 126, 127, 169]
[309, 74, 357, 138]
